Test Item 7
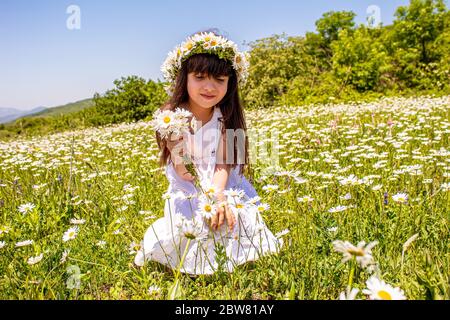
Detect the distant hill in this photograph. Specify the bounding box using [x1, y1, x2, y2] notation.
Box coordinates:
[0, 106, 47, 124]
[21, 98, 94, 118]
[1, 98, 94, 124]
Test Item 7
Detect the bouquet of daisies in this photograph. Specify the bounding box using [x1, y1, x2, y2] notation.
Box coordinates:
[151, 108, 203, 192]
[151, 108, 193, 140]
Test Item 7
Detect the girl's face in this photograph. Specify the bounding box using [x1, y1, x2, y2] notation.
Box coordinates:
[187, 72, 229, 110]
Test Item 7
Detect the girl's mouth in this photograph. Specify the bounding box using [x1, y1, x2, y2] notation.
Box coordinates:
[201, 94, 216, 100]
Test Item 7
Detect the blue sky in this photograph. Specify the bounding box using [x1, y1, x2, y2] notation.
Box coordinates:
[0, 0, 413, 110]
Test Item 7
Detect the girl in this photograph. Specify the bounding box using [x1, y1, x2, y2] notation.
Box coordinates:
[134, 30, 282, 275]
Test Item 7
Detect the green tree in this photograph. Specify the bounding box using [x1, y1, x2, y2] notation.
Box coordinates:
[390, 0, 448, 88]
[92, 75, 168, 124]
[241, 33, 306, 108]
[314, 11, 356, 59]
[331, 26, 392, 92]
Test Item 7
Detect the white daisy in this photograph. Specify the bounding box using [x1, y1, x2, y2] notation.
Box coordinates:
[70, 218, 86, 225]
[332, 240, 378, 268]
[27, 253, 44, 265]
[148, 285, 161, 295]
[18, 202, 36, 215]
[372, 184, 383, 191]
[440, 182, 450, 191]
[0, 241, 6, 249]
[262, 184, 279, 192]
[229, 198, 247, 214]
[139, 210, 154, 215]
[152, 110, 176, 136]
[151, 108, 192, 139]
[182, 39, 195, 52]
[256, 203, 270, 213]
[297, 195, 314, 203]
[179, 218, 203, 240]
[248, 196, 261, 205]
[15, 240, 34, 247]
[328, 205, 348, 213]
[202, 40, 213, 50]
[224, 188, 245, 199]
[115, 217, 125, 224]
[96, 240, 107, 248]
[198, 196, 217, 219]
[62, 226, 79, 242]
[254, 222, 266, 234]
[339, 287, 359, 300]
[60, 249, 70, 263]
[327, 226, 338, 233]
[202, 183, 218, 198]
[162, 192, 172, 200]
[129, 241, 142, 255]
[340, 193, 352, 200]
[392, 192, 408, 204]
[363, 276, 406, 300]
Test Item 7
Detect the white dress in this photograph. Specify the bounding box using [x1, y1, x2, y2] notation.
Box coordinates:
[134, 106, 283, 275]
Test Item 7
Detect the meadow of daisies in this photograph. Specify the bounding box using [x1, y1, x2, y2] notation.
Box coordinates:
[0, 95, 449, 300]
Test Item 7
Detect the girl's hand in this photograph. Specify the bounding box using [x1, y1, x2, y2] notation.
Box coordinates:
[210, 201, 236, 232]
[166, 134, 184, 164]
[166, 134, 194, 181]
[174, 163, 195, 181]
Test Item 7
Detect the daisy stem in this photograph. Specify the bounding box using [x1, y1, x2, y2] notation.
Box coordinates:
[174, 238, 192, 280]
[183, 155, 206, 194]
[348, 257, 356, 289]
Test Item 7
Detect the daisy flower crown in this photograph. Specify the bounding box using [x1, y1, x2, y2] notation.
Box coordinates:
[161, 32, 250, 95]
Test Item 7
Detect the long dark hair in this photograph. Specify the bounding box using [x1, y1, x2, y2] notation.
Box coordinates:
[157, 31, 249, 176]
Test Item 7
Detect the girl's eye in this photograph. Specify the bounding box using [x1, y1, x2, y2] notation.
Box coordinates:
[194, 74, 226, 82]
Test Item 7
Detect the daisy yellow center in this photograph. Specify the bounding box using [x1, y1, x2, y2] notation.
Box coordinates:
[185, 42, 193, 50]
[163, 116, 171, 124]
[69, 231, 75, 237]
[207, 188, 215, 194]
[204, 36, 211, 42]
[184, 232, 196, 240]
[377, 290, 392, 300]
[211, 40, 217, 46]
[236, 203, 244, 209]
[204, 204, 212, 212]
[258, 206, 264, 212]
[347, 248, 365, 256]
[235, 55, 241, 63]
[133, 245, 141, 251]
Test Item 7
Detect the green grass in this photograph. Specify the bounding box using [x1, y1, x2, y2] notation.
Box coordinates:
[0, 94, 448, 299]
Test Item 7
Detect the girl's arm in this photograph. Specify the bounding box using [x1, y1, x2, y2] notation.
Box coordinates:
[213, 129, 230, 198]
[210, 130, 236, 231]
[212, 163, 231, 199]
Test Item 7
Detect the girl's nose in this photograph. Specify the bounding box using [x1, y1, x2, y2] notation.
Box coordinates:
[203, 78, 216, 91]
